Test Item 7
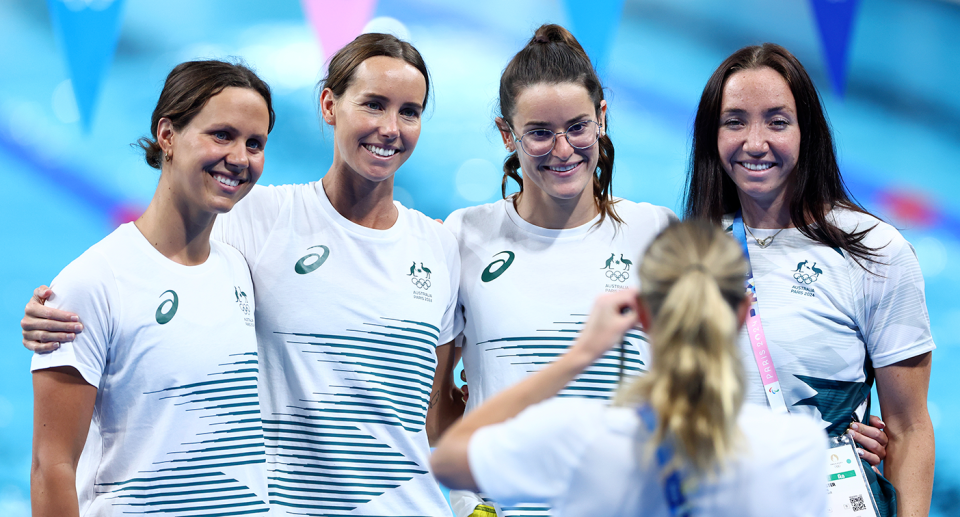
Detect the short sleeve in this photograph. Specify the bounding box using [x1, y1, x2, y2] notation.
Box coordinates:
[437, 226, 463, 344]
[442, 210, 466, 348]
[468, 398, 603, 505]
[211, 184, 290, 268]
[31, 249, 119, 388]
[655, 205, 680, 230]
[861, 230, 935, 367]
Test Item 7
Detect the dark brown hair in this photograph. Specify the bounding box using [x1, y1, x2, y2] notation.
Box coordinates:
[137, 60, 275, 169]
[320, 32, 430, 108]
[684, 43, 879, 264]
[498, 24, 620, 226]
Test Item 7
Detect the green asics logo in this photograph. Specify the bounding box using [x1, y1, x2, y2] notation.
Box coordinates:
[481, 251, 515, 283]
[295, 245, 330, 275]
[156, 290, 178, 325]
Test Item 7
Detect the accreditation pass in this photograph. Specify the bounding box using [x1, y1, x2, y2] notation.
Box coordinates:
[826, 434, 880, 516]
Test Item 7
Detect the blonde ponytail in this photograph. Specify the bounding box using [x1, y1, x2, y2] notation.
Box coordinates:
[615, 221, 747, 474]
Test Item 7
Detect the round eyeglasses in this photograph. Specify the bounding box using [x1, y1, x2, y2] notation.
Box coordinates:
[511, 120, 602, 158]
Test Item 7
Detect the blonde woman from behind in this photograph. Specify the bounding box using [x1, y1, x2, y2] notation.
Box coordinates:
[431, 221, 827, 517]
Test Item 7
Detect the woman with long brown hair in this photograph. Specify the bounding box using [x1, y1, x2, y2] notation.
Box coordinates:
[685, 43, 935, 517]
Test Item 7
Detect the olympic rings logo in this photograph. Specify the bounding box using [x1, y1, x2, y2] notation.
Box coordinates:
[412, 277, 432, 290]
[605, 270, 630, 283]
[793, 272, 819, 285]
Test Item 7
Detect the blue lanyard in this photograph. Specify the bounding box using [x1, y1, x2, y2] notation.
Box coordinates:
[732, 211, 750, 257]
[636, 405, 693, 517]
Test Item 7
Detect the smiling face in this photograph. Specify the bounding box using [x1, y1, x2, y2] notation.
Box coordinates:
[500, 82, 606, 220]
[717, 66, 800, 217]
[321, 55, 426, 185]
[159, 86, 270, 216]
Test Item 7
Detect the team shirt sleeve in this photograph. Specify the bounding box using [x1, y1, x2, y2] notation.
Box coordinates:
[211, 184, 289, 267]
[860, 229, 935, 368]
[437, 225, 463, 345]
[467, 398, 601, 505]
[442, 210, 466, 347]
[656, 205, 680, 229]
[30, 249, 119, 388]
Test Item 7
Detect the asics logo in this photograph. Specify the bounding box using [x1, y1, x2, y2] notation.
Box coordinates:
[156, 290, 178, 325]
[295, 245, 330, 275]
[481, 251, 515, 283]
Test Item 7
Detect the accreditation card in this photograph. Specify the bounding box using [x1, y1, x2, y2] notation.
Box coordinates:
[826, 433, 880, 516]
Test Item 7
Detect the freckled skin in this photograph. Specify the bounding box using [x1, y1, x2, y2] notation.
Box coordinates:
[717, 67, 800, 225]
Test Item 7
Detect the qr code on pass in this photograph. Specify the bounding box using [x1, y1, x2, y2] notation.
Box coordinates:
[849, 495, 867, 512]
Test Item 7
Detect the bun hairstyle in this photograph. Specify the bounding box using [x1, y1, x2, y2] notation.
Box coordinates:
[498, 24, 621, 226]
[137, 60, 275, 169]
[617, 221, 747, 474]
[684, 43, 880, 265]
[320, 32, 431, 109]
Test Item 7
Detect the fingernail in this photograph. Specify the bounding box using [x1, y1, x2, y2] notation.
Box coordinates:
[851, 423, 859, 431]
[71, 316, 79, 322]
[75, 324, 84, 332]
[857, 449, 864, 456]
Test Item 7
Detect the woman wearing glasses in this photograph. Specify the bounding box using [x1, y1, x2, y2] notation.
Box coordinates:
[442, 24, 675, 517]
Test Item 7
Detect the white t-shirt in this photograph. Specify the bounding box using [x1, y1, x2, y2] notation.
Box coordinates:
[31, 222, 268, 516]
[212, 182, 461, 516]
[469, 398, 828, 517]
[725, 209, 936, 436]
[444, 197, 675, 516]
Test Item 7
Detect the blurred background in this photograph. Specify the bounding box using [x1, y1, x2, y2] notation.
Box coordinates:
[1, 0, 958, 514]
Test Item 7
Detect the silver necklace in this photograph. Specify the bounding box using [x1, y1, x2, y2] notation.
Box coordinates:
[744, 225, 785, 248]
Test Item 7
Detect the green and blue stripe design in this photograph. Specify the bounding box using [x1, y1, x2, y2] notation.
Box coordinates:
[97, 351, 269, 515]
[267, 318, 439, 513]
[479, 314, 647, 401]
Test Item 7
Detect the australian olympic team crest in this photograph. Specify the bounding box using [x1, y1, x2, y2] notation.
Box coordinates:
[790, 259, 822, 298]
[408, 261, 434, 302]
[235, 286, 255, 326]
[601, 252, 632, 291]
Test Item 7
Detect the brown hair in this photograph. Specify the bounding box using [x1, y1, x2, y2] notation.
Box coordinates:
[498, 24, 620, 226]
[616, 220, 747, 475]
[684, 43, 880, 265]
[136, 60, 275, 169]
[320, 32, 430, 108]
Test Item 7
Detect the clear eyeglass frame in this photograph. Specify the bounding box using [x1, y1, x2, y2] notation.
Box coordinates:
[510, 120, 602, 158]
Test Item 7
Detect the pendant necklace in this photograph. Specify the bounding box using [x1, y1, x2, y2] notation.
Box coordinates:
[744, 225, 785, 248]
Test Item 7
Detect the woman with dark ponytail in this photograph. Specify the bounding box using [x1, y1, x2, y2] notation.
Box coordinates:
[442, 24, 675, 517]
[432, 221, 828, 517]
